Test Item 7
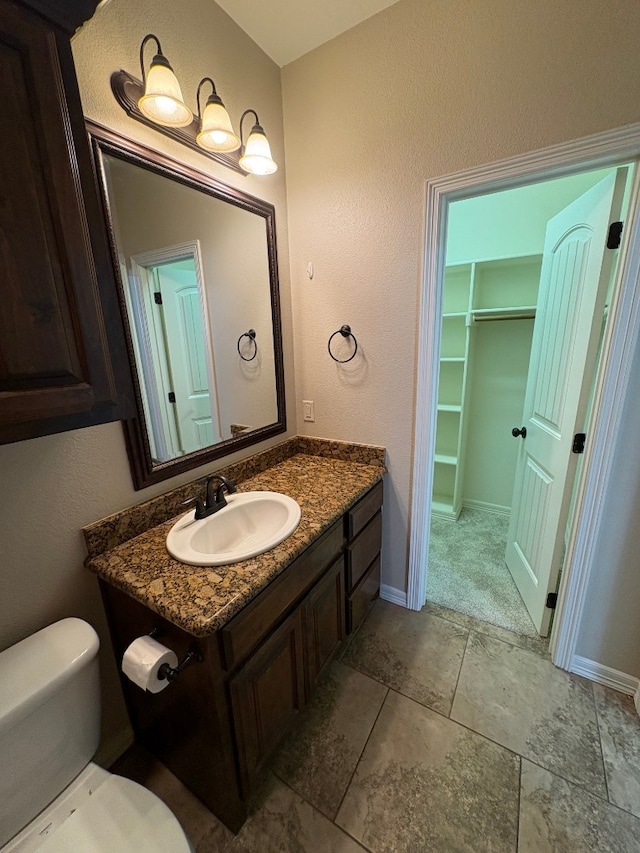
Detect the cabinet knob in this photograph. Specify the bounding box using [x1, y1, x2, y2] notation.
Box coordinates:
[512, 426, 527, 438]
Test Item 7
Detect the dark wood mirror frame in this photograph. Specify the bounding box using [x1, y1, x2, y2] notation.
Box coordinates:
[87, 121, 286, 490]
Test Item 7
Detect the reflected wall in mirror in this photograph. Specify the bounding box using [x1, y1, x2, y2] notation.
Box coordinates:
[89, 122, 286, 489]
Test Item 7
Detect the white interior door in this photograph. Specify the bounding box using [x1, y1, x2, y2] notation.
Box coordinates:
[157, 263, 220, 453]
[505, 169, 627, 635]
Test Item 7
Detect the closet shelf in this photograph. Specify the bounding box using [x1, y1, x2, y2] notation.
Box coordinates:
[433, 254, 541, 521]
[434, 453, 457, 466]
[432, 495, 456, 517]
[469, 306, 536, 323]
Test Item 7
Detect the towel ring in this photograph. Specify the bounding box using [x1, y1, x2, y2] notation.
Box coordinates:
[237, 329, 257, 362]
[328, 325, 358, 363]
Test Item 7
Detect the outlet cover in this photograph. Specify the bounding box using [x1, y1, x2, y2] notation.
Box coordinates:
[302, 400, 315, 422]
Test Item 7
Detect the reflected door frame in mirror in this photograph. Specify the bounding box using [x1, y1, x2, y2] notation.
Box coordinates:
[87, 120, 286, 489]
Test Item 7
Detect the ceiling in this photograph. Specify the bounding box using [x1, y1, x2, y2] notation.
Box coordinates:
[215, 0, 402, 67]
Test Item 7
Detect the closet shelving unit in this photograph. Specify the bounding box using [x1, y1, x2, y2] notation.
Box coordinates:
[433, 254, 542, 519]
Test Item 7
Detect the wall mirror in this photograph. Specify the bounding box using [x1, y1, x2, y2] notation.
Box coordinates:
[88, 122, 286, 489]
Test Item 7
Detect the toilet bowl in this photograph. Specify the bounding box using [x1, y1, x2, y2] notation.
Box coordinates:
[0, 618, 193, 852]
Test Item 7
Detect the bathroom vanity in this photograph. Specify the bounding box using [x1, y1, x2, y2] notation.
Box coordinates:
[85, 438, 384, 831]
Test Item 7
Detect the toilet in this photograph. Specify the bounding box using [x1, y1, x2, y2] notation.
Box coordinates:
[0, 618, 193, 852]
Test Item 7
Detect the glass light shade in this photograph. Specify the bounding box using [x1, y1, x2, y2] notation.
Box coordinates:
[239, 128, 277, 175]
[138, 62, 193, 127]
[196, 100, 241, 152]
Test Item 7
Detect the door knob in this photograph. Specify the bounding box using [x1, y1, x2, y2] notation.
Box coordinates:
[512, 427, 527, 438]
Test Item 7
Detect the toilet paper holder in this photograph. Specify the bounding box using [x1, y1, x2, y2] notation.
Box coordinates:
[149, 630, 203, 683]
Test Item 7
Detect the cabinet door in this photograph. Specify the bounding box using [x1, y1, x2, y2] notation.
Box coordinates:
[303, 556, 345, 697]
[0, 2, 132, 442]
[229, 608, 305, 797]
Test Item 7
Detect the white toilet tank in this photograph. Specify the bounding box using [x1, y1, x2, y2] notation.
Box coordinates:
[0, 618, 101, 848]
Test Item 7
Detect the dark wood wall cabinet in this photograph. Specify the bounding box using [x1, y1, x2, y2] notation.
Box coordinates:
[0, 0, 133, 444]
[100, 481, 383, 832]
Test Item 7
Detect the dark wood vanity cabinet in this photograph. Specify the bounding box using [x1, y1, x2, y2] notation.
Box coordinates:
[229, 608, 306, 797]
[345, 480, 383, 633]
[303, 555, 345, 696]
[99, 481, 383, 832]
[0, 0, 133, 444]
[220, 518, 345, 797]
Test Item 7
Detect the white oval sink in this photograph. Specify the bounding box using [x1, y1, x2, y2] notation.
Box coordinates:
[166, 491, 301, 566]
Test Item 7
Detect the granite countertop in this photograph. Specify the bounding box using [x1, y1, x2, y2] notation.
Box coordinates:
[86, 449, 384, 637]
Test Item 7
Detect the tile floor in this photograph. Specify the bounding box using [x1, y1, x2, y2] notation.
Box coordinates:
[114, 599, 640, 852]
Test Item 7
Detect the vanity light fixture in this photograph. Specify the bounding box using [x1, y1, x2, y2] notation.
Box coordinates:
[138, 34, 192, 127]
[239, 110, 278, 175]
[112, 37, 276, 176]
[196, 77, 241, 153]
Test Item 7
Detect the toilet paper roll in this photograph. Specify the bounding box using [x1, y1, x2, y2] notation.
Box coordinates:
[122, 636, 179, 693]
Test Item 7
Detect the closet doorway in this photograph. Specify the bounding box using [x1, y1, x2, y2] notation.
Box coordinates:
[427, 165, 634, 637]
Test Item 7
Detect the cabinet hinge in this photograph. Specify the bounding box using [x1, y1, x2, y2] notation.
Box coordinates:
[154, 291, 163, 305]
[572, 433, 586, 454]
[607, 221, 623, 249]
[168, 391, 176, 403]
[546, 592, 558, 610]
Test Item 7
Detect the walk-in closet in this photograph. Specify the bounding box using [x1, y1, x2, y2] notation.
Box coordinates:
[427, 165, 633, 637]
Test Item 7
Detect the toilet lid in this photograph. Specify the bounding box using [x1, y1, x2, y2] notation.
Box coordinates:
[6, 772, 192, 853]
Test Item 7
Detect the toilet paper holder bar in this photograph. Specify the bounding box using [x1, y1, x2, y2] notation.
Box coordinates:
[149, 630, 203, 683]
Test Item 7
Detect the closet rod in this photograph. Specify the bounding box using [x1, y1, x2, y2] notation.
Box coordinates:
[471, 311, 536, 323]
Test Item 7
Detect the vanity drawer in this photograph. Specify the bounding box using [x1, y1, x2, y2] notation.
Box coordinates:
[346, 511, 382, 591]
[346, 480, 383, 541]
[347, 555, 381, 634]
[221, 519, 344, 671]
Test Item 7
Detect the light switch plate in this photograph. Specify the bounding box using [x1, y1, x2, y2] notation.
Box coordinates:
[302, 400, 315, 422]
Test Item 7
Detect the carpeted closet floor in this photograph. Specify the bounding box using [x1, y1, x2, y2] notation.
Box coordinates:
[427, 507, 537, 637]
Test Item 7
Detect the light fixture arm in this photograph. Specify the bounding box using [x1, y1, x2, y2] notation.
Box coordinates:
[139, 34, 165, 85]
[196, 77, 219, 118]
[239, 109, 261, 145]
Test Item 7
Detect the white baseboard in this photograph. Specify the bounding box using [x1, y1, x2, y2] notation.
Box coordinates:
[380, 584, 408, 607]
[462, 500, 511, 517]
[570, 655, 639, 696]
[94, 726, 134, 769]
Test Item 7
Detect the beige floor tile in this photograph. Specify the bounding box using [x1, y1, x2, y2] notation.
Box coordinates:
[519, 759, 640, 852]
[272, 659, 387, 819]
[198, 775, 366, 852]
[336, 690, 520, 853]
[451, 631, 607, 798]
[111, 745, 228, 849]
[424, 600, 550, 658]
[594, 683, 640, 818]
[341, 599, 468, 715]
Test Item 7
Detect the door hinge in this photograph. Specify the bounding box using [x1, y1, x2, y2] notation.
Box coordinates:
[607, 221, 623, 249]
[168, 391, 176, 403]
[546, 592, 558, 610]
[572, 432, 586, 454]
[154, 291, 163, 305]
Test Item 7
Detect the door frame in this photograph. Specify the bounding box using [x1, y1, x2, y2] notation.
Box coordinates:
[408, 121, 640, 672]
[129, 240, 223, 458]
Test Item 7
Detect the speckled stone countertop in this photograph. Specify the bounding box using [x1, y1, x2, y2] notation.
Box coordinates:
[85, 439, 385, 637]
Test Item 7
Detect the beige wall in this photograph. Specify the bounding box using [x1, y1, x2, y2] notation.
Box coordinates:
[0, 0, 293, 761]
[282, 0, 640, 675]
[576, 333, 640, 672]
